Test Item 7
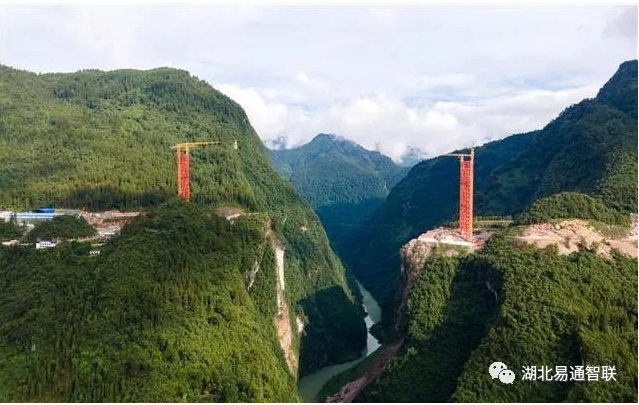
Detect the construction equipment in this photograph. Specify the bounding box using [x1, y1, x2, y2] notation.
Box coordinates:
[444, 148, 474, 241]
[171, 140, 238, 201]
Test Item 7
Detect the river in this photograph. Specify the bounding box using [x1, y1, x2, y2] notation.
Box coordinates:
[297, 281, 381, 402]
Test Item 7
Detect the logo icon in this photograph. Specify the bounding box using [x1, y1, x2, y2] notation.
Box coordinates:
[489, 361, 516, 384]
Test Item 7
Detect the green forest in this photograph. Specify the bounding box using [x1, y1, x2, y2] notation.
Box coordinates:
[24, 215, 96, 242]
[517, 192, 629, 226]
[0, 55, 637, 404]
[269, 134, 407, 257]
[359, 231, 637, 402]
[0, 65, 368, 400]
[303, 60, 638, 403]
[0, 203, 299, 401]
[0, 219, 22, 240]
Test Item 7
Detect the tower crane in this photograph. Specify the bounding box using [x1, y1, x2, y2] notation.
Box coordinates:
[443, 147, 475, 241]
[171, 140, 238, 201]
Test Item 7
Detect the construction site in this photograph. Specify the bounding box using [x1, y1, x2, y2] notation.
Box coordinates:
[406, 147, 483, 255]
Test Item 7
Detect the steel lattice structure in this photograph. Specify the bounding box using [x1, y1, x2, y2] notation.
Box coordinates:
[445, 148, 475, 241]
[172, 141, 220, 202]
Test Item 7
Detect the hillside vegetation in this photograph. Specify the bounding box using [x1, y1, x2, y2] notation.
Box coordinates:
[518, 192, 629, 225]
[349, 60, 638, 306]
[0, 65, 367, 399]
[0, 219, 22, 240]
[353, 60, 638, 403]
[0, 204, 300, 401]
[269, 134, 408, 255]
[360, 233, 637, 402]
[24, 215, 95, 242]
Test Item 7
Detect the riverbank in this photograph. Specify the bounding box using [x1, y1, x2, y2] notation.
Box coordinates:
[323, 340, 402, 402]
[297, 281, 381, 402]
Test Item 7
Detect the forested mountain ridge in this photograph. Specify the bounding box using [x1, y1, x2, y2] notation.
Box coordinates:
[268, 134, 408, 255]
[0, 65, 367, 400]
[349, 60, 638, 305]
[359, 229, 637, 402]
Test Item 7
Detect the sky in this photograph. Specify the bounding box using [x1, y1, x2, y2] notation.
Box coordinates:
[1, 5, 636, 162]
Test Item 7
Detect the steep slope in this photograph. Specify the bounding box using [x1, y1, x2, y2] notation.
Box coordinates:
[350, 60, 638, 305]
[0, 65, 367, 398]
[269, 134, 408, 255]
[359, 228, 637, 402]
[0, 204, 301, 401]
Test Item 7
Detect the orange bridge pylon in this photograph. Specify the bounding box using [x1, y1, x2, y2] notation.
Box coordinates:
[444, 148, 475, 241]
[172, 141, 238, 201]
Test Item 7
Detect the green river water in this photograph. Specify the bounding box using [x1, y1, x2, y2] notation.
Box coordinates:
[297, 281, 381, 402]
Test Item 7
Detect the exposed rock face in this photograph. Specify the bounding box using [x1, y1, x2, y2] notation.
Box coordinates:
[273, 241, 298, 374]
[518, 219, 638, 258]
[246, 260, 260, 289]
[214, 206, 245, 223]
[401, 227, 474, 275]
[394, 227, 491, 337]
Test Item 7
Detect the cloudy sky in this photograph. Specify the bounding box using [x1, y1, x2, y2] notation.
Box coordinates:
[1, 5, 636, 161]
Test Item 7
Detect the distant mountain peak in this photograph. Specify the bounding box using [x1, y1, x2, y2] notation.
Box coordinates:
[398, 146, 427, 167]
[313, 133, 340, 141]
[309, 133, 358, 148]
[268, 135, 410, 256]
[271, 134, 425, 166]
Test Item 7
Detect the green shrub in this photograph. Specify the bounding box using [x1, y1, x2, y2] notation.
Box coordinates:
[518, 192, 629, 225]
[24, 215, 95, 242]
[0, 219, 22, 240]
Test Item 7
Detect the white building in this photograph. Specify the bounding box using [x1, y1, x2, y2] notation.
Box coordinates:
[35, 241, 57, 249]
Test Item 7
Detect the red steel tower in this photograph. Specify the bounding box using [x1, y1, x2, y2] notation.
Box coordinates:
[177, 148, 191, 201]
[172, 141, 220, 202]
[445, 148, 475, 241]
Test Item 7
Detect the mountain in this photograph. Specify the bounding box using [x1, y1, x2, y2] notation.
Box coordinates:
[350, 60, 638, 306]
[0, 204, 301, 402]
[359, 230, 637, 402]
[326, 60, 639, 403]
[0, 66, 366, 400]
[268, 134, 408, 256]
[397, 145, 427, 167]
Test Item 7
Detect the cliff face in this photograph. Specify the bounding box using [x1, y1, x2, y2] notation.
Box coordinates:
[359, 218, 637, 402]
[391, 229, 477, 337]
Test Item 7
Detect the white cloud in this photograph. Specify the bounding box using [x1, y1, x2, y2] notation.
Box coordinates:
[417, 74, 476, 90]
[603, 7, 638, 44]
[218, 82, 600, 161]
[296, 71, 311, 84]
[0, 5, 635, 162]
[217, 83, 307, 139]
